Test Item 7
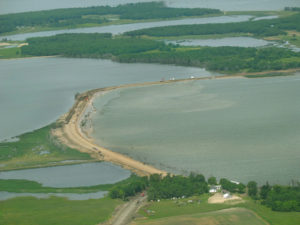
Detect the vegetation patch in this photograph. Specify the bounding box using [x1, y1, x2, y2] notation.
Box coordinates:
[0, 196, 121, 225]
[20, 33, 300, 73]
[132, 208, 267, 225]
[0, 2, 221, 35]
[0, 125, 93, 171]
[125, 13, 300, 37]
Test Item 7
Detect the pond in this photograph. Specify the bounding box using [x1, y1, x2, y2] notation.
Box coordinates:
[166, 37, 273, 48]
[0, 191, 108, 201]
[0, 162, 131, 187]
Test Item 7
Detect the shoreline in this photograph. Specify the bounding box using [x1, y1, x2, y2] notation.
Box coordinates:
[52, 71, 299, 176]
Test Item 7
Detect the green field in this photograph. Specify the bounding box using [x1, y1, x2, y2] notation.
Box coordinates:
[134, 195, 300, 225]
[0, 47, 23, 59]
[0, 125, 94, 171]
[133, 208, 266, 225]
[0, 196, 121, 225]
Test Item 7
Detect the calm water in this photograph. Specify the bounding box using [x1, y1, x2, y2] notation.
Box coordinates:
[1, 15, 252, 41]
[166, 37, 272, 47]
[0, 162, 130, 187]
[0, 57, 217, 141]
[0, 0, 299, 14]
[91, 75, 300, 184]
[0, 191, 107, 201]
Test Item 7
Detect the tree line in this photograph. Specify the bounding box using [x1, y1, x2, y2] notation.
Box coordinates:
[0, 2, 220, 34]
[125, 13, 300, 37]
[21, 33, 300, 73]
[109, 174, 300, 212]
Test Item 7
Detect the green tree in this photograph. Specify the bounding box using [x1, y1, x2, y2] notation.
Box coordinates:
[247, 181, 258, 198]
[260, 182, 271, 200]
[208, 176, 217, 185]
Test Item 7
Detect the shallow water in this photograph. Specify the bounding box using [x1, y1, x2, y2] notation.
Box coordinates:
[91, 75, 300, 185]
[0, 162, 130, 187]
[166, 37, 273, 47]
[0, 191, 107, 201]
[0, 57, 218, 141]
[1, 15, 252, 41]
[0, 0, 299, 14]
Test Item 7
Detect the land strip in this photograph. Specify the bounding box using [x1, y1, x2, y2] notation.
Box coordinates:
[52, 70, 299, 176]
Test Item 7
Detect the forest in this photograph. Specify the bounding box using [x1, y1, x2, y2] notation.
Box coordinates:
[0, 2, 220, 34]
[125, 13, 300, 37]
[21, 33, 300, 73]
[108, 173, 300, 212]
[109, 173, 208, 201]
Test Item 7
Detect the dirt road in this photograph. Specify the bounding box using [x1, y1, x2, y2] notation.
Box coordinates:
[108, 195, 147, 225]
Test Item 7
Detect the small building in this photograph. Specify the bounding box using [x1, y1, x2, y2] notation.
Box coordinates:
[223, 193, 232, 199]
[209, 185, 221, 193]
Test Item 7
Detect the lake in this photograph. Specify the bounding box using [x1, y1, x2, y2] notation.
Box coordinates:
[166, 37, 273, 48]
[0, 0, 299, 15]
[1, 15, 252, 41]
[0, 57, 218, 141]
[0, 191, 107, 201]
[90, 75, 300, 185]
[0, 162, 130, 187]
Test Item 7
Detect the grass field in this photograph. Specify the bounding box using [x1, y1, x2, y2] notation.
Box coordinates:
[0, 47, 24, 59]
[133, 195, 300, 225]
[0, 125, 94, 171]
[133, 208, 267, 225]
[0, 196, 122, 225]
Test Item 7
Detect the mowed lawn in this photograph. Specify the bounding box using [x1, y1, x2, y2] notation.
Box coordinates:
[0, 196, 122, 225]
[132, 208, 267, 225]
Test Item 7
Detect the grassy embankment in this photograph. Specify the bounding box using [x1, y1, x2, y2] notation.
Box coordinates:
[0, 196, 122, 225]
[0, 125, 95, 171]
[132, 194, 300, 225]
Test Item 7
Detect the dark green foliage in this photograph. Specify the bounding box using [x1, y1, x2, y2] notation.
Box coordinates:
[208, 176, 217, 185]
[125, 13, 300, 37]
[109, 173, 208, 201]
[285, 7, 300, 11]
[22, 33, 164, 57]
[260, 182, 271, 200]
[147, 173, 208, 200]
[109, 175, 148, 200]
[263, 185, 300, 212]
[118, 46, 300, 72]
[22, 34, 300, 73]
[220, 178, 245, 193]
[247, 181, 258, 198]
[0, 2, 220, 34]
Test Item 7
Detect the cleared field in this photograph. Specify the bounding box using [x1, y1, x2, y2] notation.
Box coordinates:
[132, 208, 267, 225]
[0, 196, 121, 225]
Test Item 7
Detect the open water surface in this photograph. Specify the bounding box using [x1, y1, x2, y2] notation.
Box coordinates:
[166, 37, 273, 47]
[90, 75, 300, 184]
[0, 57, 217, 141]
[1, 15, 252, 41]
[0, 191, 108, 201]
[0, 162, 130, 187]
